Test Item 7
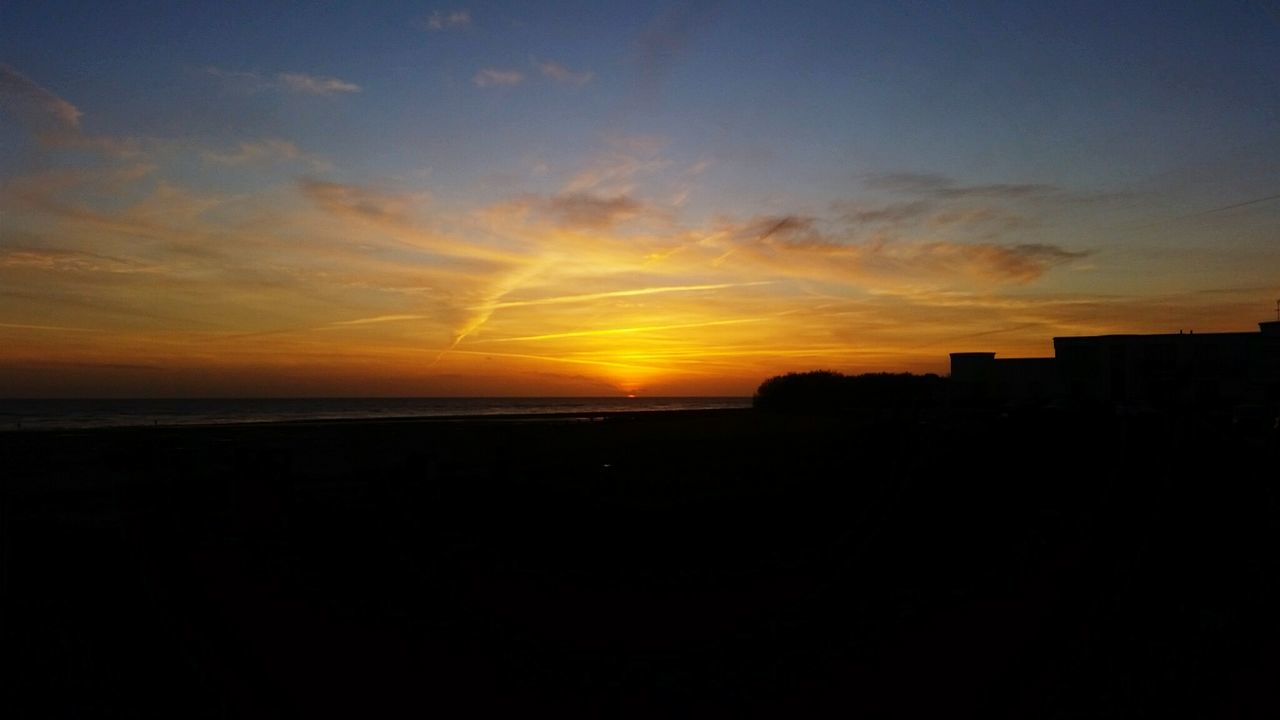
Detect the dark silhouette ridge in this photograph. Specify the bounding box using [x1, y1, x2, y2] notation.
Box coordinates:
[753, 370, 946, 413]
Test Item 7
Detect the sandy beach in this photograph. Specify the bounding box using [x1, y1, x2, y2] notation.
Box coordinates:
[3, 408, 1277, 716]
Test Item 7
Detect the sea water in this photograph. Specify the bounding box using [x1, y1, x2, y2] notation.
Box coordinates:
[0, 397, 751, 431]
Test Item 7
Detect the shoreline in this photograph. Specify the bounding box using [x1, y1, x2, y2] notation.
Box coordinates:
[0, 403, 754, 434]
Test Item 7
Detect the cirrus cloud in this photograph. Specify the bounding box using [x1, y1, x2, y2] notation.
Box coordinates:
[205, 66, 361, 96]
[473, 68, 524, 87]
[202, 138, 332, 172]
[534, 58, 594, 86]
[708, 214, 1089, 287]
[0, 64, 139, 157]
[0, 64, 81, 131]
[426, 9, 470, 31]
[277, 72, 360, 95]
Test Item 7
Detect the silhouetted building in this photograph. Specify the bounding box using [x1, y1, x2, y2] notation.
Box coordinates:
[949, 352, 1061, 405]
[1054, 321, 1280, 409]
[951, 320, 1280, 410]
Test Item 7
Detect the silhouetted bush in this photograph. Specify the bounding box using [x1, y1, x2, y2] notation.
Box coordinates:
[753, 370, 946, 413]
[753, 370, 845, 412]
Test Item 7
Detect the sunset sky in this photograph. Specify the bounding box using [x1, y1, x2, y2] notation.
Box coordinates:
[3, 1, 1280, 397]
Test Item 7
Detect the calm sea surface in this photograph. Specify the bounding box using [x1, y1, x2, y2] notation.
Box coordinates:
[0, 397, 751, 431]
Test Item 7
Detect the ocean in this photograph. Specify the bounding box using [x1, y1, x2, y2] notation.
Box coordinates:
[0, 397, 752, 431]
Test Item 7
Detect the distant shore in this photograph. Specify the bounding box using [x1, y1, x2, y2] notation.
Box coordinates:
[0, 396, 751, 432]
[1, 405, 754, 433]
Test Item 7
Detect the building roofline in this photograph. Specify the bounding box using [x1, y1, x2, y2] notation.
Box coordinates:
[1053, 331, 1265, 342]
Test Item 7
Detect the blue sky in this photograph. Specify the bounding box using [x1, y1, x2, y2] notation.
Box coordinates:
[3, 1, 1279, 395]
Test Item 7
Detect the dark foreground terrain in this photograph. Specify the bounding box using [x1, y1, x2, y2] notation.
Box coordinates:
[2, 408, 1278, 717]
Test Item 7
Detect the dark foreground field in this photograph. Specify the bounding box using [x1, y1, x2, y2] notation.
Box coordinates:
[2, 408, 1278, 717]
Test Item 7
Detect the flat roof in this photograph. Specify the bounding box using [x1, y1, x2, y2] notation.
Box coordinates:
[1054, 331, 1263, 341]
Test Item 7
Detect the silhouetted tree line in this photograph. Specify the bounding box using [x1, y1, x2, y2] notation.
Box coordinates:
[753, 370, 947, 413]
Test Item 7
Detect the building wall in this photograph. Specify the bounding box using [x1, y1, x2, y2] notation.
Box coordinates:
[948, 353, 1060, 406]
[951, 322, 1280, 409]
[1053, 330, 1280, 409]
[991, 358, 1062, 405]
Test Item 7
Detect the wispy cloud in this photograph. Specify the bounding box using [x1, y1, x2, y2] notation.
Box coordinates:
[710, 214, 1088, 286]
[205, 67, 360, 96]
[299, 178, 518, 264]
[841, 200, 933, 225]
[865, 172, 1057, 200]
[1191, 192, 1280, 216]
[2, 168, 213, 246]
[473, 68, 524, 87]
[468, 317, 765, 343]
[534, 58, 594, 86]
[202, 66, 269, 91]
[428, 264, 546, 360]
[632, 2, 720, 105]
[300, 179, 426, 225]
[0, 321, 102, 333]
[446, 348, 673, 374]
[863, 172, 1128, 205]
[328, 314, 429, 326]
[426, 9, 471, 31]
[481, 281, 776, 310]
[543, 192, 644, 230]
[202, 138, 331, 171]
[0, 64, 138, 157]
[0, 247, 160, 275]
[563, 135, 670, 195]
[277, 72, 360, 95]
[832, 171, 1132, 248]
[0, 64, 81, 131]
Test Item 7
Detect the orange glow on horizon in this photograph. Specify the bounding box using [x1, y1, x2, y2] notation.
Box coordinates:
[3, 57, 1277, 398]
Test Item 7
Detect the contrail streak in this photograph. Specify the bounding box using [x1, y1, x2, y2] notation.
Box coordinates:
[427, 265, 545, 367]
[476, 281, 775, 310]
[1125, 191, 1280, 231]
[1196, 192, 1280, 215]
[0, 321, 101, 332]
[572, 346, 902, 360]
[444, 348, 700, 373]
[328, 314, 429, 326]
[466, 317, 765, 343]
[906, 322, 1043, 350]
